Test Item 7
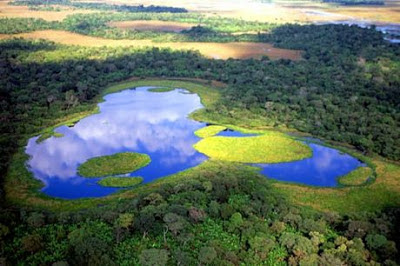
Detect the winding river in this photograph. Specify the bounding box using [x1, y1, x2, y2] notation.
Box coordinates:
[26, 87, 365, 199]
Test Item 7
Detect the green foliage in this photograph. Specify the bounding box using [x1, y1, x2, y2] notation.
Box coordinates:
[0, 20, 400, 266]
[1, 162, 400, 264]
[139, 249, 170, 266]
[0, 18, 59, 34]
[198, 246, 217, 264]
[78, 152, 150, 178]
[98, 177, 144, 187]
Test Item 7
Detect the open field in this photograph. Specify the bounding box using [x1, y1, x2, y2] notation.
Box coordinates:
[0, 30, 303, 60]
[108, 20, 199, 32]
[0, 0, 98, 21]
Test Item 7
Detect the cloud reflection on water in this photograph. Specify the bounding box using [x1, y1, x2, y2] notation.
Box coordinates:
[255, 143, 364, 187]
[26, 87, 207, 199]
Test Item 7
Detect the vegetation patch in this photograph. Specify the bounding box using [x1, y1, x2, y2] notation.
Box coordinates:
[1, 30, 302, 60]
[78, 152, 151, 178]
[37, 131, 63, 143]
[98, 176, 143, 187]
[194, 125, 227, 138]
[148, 87, 175, 92]
[338, 166, 372, 186]
[108, 20, 198, 33]
[194, 131, 312, 163]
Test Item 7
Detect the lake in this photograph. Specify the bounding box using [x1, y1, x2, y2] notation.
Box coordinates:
[26, 87, 365, 199]
[26, 87, 207, 199]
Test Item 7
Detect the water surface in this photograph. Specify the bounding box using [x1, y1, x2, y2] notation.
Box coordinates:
[26, 87, 207, 199]
[255, 142, 365, 187]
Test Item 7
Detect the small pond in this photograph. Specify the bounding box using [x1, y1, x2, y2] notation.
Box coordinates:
[26, 86, 366, 199]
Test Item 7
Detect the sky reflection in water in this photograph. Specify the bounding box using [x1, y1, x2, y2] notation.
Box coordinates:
[26, 87, 207, 199]
[254, 143, 365, 187]
[26, 87, 365, 199]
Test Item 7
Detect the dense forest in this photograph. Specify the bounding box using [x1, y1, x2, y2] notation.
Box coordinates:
[0, 15, 399, 264]
[1, 163, 400, 264]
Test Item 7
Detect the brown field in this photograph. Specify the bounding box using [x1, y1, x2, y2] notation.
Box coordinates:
[0, 0, 98, 21]
[108, 20, 199, 32]
[101, 0, 400, 24]
[2, 0, 398, 24]
[329, 6, 400, 23]
[0, 30, 303, 60]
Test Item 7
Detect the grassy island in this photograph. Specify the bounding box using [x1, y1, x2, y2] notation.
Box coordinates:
[194, 131, 312, 163]
[98, 176, 144, 187]
[78, 152, 150, 178]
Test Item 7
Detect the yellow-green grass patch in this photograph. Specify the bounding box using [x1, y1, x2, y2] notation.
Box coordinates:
[194, 131, 312, 163]
[338, 166, 372, 186]
[98, 176, 144, 187]
[195, 125, 227, 138]
[78, 152, 151, 178]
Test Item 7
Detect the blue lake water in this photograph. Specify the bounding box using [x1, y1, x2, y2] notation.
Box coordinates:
[254, 142, 365, 187]
[26, 86, 365, 199]
[26, 87, 207, 199]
